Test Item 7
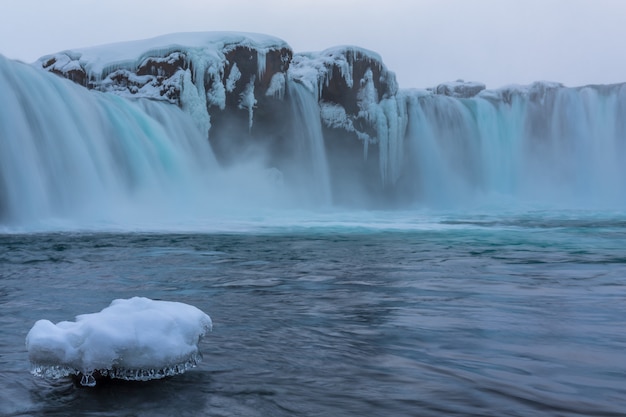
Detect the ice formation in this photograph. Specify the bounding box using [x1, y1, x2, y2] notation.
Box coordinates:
[25, 297, 212, 387]
[288, 46, 402, 180]
[289, 46, 396, 100]
[239, 77, 257, 130]
[434, 79, 486, 98]
[36, 32, 290, 137]
[37, 31, 289, 87]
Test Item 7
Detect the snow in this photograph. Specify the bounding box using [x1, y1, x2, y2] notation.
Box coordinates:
[226, 63, 242, 92]
[25, 297, 212, 386]
[289, 46, 385, 98]
[40, 53, 82, 74]
[37, 32, 289, 80]
[435, 80, 486, 98]
[266, 72, 286, 99]
[320, 102, 354, 131]
[35, 32, 290, 128]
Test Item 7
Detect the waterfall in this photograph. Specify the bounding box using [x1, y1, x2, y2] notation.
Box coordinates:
[0, 55, 217, 228]
[0, 55, 331, 231]
[2, 50, 625, 230]
[399, 84, 626, 209]
[287, 81, 332, 206]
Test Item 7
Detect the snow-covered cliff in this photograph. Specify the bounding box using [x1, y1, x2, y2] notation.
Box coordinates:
[37, 32, 292, 139]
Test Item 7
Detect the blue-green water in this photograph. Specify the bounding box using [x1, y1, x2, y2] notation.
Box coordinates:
[2, 210, 626, 416]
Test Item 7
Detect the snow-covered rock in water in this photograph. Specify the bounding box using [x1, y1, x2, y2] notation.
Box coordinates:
[25, 297, 212, 387]
[434, 80, 486, 98]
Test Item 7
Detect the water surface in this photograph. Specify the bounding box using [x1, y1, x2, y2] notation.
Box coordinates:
[2, 211, 626, 416]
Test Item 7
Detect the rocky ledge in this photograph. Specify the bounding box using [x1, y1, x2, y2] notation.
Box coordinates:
[37, 33, 292, 139]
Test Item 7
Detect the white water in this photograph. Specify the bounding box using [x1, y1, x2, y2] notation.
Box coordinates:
[0, 56, 221, 228]
[287, 81, 332, 206]
[401, 85, 626, 209]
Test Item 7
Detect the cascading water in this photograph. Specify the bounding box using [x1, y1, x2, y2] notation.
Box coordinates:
[286, 81, 332, 206]
[0, 55, 336, 231]
[2, 50, 626, 232]
[4, 34, 626, 417]
[398, 84, 626, 209]
[0, 55, 218, 229]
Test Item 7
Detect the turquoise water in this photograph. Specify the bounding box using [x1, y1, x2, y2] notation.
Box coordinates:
[2, 210, 625, 416]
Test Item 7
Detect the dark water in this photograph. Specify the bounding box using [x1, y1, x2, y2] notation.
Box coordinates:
[2, 212, 626, 416]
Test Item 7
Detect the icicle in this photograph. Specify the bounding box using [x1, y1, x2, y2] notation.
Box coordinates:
[265, 73, 286, 99]
[257, 49, 267, 79]
[206, 69, 227, 110]
[80, 372, 96, 387]
[181, 67, 211, 137]
[238, 76, 257, 131]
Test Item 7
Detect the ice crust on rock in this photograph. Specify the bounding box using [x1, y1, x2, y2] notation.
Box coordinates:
[289, 46, 395, 98]
[289, 46, 403, 180]
[434, 80, 486, 98]
[37, 31, 289, 82]
[25, 297, 212, 386]
[36, 32, 291, 135]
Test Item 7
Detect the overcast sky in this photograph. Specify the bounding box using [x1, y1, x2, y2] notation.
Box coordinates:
[1, 0, 625, 89]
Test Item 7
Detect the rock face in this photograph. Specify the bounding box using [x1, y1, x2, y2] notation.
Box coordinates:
[202, 45, 293, 165]
[41, 51, 185, 101]
[37, 33, 291, 133]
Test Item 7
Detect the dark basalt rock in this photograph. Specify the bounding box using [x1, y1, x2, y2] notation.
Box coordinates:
[37, 43, 293, 109]
[41, 56, 88, 87]
[39, 51, 189, 103]
[206, 46, 292, 166]
[136, 52, 186, 78]
[320, 49, 395, 113]
[222, 46, 292, 98]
